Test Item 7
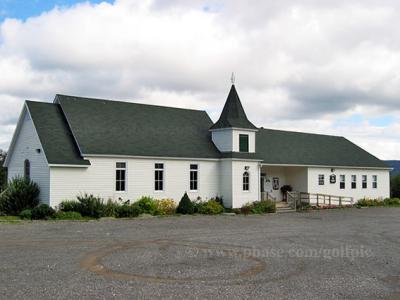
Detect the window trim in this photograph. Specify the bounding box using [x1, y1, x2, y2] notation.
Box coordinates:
[239, 134, 249, 153]
[189, 164, 199, 192]
[318, 174, 325, 186]
[372, 175, 377, 189]
[243, 171, 250, 191]
[340, 174, 345, 189]
[154, 163, 165, 192]
[351, 175, 357, 189]
[362, 175, 367, 189]
[115, 162, 127, 193]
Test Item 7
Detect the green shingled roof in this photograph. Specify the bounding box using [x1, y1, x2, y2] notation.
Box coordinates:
[256, 128, 388, 168]
[26, 101, 90, 166]
[210, 85, 257, 130]
[55, 95, 221, 159]
[23, 93, 388, 169]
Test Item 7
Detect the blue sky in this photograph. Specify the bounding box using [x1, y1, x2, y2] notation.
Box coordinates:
[0, 0, 114, 21]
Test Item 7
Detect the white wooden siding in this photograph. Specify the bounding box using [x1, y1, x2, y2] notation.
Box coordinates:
[49, 157, 220, 207]
[211, 128, 256, 153]
[307, 167, 390, 201]
[231, 161, 260, 208]
[7, 109, 50, 204]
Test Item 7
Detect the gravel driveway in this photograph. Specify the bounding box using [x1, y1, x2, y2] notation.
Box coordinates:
[0, 208, 399, 299]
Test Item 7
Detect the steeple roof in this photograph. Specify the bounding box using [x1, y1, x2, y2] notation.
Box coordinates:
[210, 85, 257, 130]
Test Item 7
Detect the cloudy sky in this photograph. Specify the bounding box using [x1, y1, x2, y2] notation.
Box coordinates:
[0, 0, 399, 159]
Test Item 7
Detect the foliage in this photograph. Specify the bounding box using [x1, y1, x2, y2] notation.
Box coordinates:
[19, 209, 32, 220]
[0, 177, 40, 215]
[0, 150, 6, 193]
[176, 192, 194, 214]
[239, 200, 276, 214]
[136, 196, 158, 215]
[115, 203, 141, 218]
[31, 204, 56, 220]
[391, 175, 400, 198]
[197, 200, 224, 215]
[102, 199, 121, 217]
[154, 199, 176, 215]
[251, 200, 276, 214]
[76, 194, 104, 218]
[59, 200, 81, 213]
[356, 198, 400, 207]
[54, 211, 84, 220]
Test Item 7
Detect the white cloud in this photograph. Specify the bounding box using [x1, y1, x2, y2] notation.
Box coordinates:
[0, 0, 400, 159]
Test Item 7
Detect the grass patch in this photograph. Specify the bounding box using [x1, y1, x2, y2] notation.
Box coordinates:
[0, 216, 22, 224]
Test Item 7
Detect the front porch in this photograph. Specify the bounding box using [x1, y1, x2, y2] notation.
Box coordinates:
[260, 165, 308, 202]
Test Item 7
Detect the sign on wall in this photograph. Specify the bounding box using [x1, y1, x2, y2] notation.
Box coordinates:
[273, 177, 280, 190]
[330, 174, 336, 184]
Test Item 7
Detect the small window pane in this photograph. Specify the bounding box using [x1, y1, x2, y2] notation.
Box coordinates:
[116, 162, 126, 192]
[243, 172, 250, 191]
[362, 175, 367, 189]
[351, 175, 357, 189]
[340, 175, 345, 189]
[190, 164, 198, 191]
[318, 174, 324, 185]
[372, 175, 377, 189]
[239, 134, 249, 152]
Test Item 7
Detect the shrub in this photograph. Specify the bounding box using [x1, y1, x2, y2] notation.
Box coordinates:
[19, 209, 32, 220]
[31, 204, 55, 220]
[176, 192, 194, 214]
[54, 211, 83, 220]
[384, 198, 400, 206]
[59, 200, 81, 213]
[0, 177, 40, 215]
[391, 175, 400, 198]
[240, 203, 253, 215]
[77, 194, 104, 218]
[197, 200, 224, 215]
[102, 199, 121, 217]
[154, 199, 176, 215]
[251, 200, 276, 214]
[136, 196, 157, 215]
[115, 203, 141, 218]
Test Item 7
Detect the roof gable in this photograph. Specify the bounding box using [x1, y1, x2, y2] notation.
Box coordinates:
[55, 95, 221, 159]
[210, 85, 257, 130]
[26, 101, 90, 166]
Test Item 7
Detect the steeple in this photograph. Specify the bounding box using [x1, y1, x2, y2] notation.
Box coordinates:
[210, 84, 257, 130]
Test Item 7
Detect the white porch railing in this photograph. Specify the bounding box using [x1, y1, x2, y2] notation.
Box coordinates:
[287, 191, 354, 210]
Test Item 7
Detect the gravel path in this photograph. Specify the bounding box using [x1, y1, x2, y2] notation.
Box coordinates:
[0, 208, 399, 299]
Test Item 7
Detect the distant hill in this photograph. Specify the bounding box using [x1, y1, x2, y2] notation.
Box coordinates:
[385, 160, 400, 176]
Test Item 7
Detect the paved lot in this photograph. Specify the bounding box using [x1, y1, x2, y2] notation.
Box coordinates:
[0, 208, 399, 300]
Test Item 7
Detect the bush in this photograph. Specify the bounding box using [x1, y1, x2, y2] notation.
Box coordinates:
[251, 200, 276, 214]
[391, 175, 400, 198]
[102, 199, 121, 217]
[384, 198, 400, 206]
[59, 200, 81, 213]
[19, 209, 32, 220]
[176, 192, 194, 214]
[154, 199, 176, 215]
[115, 203, 141, 218]
[197, 200, 224, 215]
[31, 204, 55, 220]
[239, 200, 276, 214]
[54, 211, 83, 220]
[136, 196, 157, 215]
[0, 177, 40, 215]
[76, 194, 104, 218]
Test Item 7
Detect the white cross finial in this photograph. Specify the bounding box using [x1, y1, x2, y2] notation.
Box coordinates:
[231, 72, 235, 85]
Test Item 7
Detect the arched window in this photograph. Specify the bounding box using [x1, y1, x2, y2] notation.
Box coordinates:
[243, 172, 249, 191]
[24, 159, 30, 180]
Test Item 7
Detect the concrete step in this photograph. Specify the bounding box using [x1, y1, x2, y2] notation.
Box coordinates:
[276, 208, 296, 213]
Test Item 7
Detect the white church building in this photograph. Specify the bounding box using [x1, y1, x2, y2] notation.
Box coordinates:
[4, 84, 391, 208]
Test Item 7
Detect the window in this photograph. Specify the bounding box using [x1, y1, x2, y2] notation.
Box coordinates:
[362, 175, 367, 189]
[190, 164, 198, 191]
[372, 175, 377, 189]
[243, 172, 250, 191]
[155, 163, 164, 191]
[351, 175, 357, 189]
[115, 162, 126, 192]
[24, 159, 30, 180]
[239, 134, 249, 152]
[340, 175, 345, 189]
[318, 174, 325, 185]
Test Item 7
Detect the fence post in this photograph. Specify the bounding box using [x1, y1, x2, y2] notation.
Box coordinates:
[316, 194, 319, 206]
[329, 196, 331, 205]
[339, 197, 342, 206]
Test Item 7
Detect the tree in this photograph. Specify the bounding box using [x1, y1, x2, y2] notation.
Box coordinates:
[0, 150, 7, 192]
[176, 192, 194, 214]
[391, 175, 400, 198]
